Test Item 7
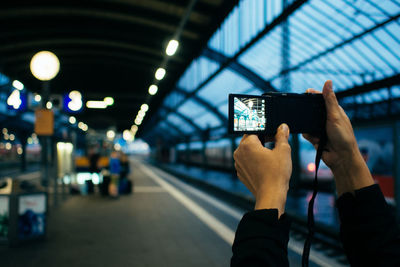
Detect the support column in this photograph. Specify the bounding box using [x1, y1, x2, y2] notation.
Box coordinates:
[393, 121, 400, 219]
[19, 132, 28, 172]
[201, 140, 207, 168]
[202, 128, 210, 169]
[185, 138, 190, 165]
[52, 137, 58, 207]
[40, 81, 50, 189]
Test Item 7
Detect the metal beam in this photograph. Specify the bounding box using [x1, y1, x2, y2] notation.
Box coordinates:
[336, 74, 400, 99]
[146, 118, 185, 142]
[0, 7, 199, 39]
[342, 97, 400, 123]
[202, 47, 277, 92]
[0, 38, 183, 63]
[175, 87, 227, 124]
[162, 106, 202, 132]
[0, 49, 163, 68]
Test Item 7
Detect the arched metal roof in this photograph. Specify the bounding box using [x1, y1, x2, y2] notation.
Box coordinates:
[143, 0, 400, 145]
[0, 0, 239, 131]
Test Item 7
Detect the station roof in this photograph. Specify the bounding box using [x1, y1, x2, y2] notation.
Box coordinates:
[0, 0, 238, 131]
[143, 0, 400, 145]
[1, 0, 400, 144]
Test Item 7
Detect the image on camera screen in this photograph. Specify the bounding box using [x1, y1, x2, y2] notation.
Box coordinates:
[233, 97, 266, 132]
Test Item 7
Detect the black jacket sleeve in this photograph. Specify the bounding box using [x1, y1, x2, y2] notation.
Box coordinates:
[337, 184, 400, 267]
[231, 209, 291, 267]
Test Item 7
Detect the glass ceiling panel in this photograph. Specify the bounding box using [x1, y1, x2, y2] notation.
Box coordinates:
[177, 99, 208, 118]
[178, 56, 219, 92]
[237, 26, 282, 80]
[340, 87, 391, 106]
[193, 112, 221, 129]
[162, 91, 186, 109]
[166, 113, 195, 134]
[208, 0, 283, 57]
[392, 86, 400, 97]
[197, 69, 254, 104]
[374, 0, 400, 16]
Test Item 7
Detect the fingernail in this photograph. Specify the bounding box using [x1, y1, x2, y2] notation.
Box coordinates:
[280, 123, 289, 134]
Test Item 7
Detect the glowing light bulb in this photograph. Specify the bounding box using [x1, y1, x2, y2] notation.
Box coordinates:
[30, 51, 60, 81]
[155, 68, 166, 80]
[166, 40, 179, 56]
[148, 85, 158, 95]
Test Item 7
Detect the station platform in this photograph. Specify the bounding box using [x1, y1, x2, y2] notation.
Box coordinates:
[0, 160, 346, 267]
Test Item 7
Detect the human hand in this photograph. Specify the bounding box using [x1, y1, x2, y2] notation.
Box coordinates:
[303, 80, 374, 195]
[234, 124, 292, 217]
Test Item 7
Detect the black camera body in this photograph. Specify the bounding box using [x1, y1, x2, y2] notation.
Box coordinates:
[228, 92, 326, 136]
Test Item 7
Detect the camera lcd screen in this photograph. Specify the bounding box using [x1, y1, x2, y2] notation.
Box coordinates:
[233, 96, 266, 132]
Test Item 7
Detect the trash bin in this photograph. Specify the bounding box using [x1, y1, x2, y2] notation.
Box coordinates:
[0, 178, 48, 247]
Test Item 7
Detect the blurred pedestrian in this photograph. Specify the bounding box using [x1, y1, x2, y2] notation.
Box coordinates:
[109, 151, 121, 198]
[119, 153, 132, 194]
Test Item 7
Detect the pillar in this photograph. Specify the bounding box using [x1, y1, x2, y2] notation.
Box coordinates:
[393, 121, 400, 219]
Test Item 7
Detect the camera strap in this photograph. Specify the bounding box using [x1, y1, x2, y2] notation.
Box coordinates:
[301, 134, 327, 267]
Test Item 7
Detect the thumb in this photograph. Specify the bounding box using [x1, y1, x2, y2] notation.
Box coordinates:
[322, 80, 340, 116]
[275, 123, 290, 150]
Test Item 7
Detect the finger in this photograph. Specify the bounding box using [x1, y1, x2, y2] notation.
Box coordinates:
[274, 123, 290, 151]
[322, 80, 340, 116]
[306, 88, 322, 94]
[243, 134, 266, 147]
[239, 134, 249, 144]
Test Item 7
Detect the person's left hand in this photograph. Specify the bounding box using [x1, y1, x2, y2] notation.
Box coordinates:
[234, 124, 292, 217]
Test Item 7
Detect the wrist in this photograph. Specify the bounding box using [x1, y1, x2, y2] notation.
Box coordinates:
[330, 148, 363, 176]
[331, 149, 374, 196]
[255, 185, 289, 217]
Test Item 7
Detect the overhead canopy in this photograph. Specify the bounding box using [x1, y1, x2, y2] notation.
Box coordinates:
[0, 0, 239, 131]
[143, 0, 400, 145]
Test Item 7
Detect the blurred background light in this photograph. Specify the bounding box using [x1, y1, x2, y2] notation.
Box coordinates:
[30, 51, 60, 81]
[148, 85, 158, 95]
[107, 130, 116, 140]
[66, 90, 83, 112]
[86, 100, 107, 109]
[104, 97, 114, 106]
[140, 104, 149, 112]
[166, 40, 179, 56]
[12, 80, 24, 90]
[69, 116, 76, 124]
[7, 90, 22, 109]
[155, 68, 166, 80]
[34, 94, 41, 102]
[46, 101, 52, 109]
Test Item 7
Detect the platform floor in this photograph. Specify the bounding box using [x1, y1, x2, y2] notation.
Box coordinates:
[0, 160, 345, 267]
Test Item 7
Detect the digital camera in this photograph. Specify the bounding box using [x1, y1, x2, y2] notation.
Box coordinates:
[228, 92, 326, 136]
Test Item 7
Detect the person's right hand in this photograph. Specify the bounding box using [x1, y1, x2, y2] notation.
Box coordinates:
[303, 80, 358, 171]
[303, 80, 374, 196]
